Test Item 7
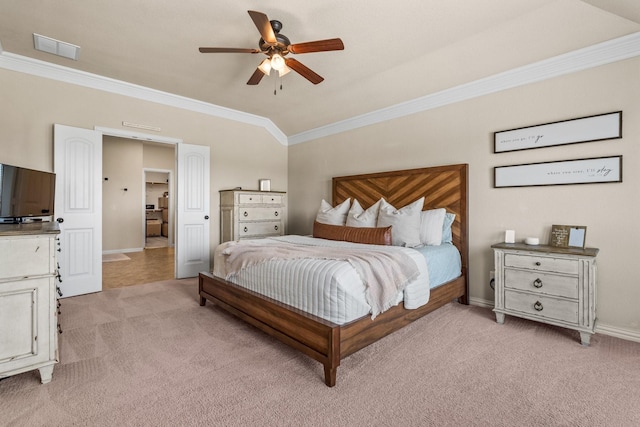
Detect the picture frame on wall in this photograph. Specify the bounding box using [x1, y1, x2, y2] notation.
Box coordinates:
[550, 225, 587, 248]
[494, 111, 622, 153]
[494, 155, 622, 188]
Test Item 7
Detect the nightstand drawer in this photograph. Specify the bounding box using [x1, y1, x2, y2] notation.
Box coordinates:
[505, 290, 578, 324]
[239, 208, 282, 221]
[505, 269, 579, 299]
[239, 221, 282, 237]
[504, 253, 579, 275]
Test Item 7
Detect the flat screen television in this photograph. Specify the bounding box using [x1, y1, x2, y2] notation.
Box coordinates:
[0, 163, 55, 223]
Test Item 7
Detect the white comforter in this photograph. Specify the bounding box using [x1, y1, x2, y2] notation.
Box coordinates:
[213, 235, 430, 325]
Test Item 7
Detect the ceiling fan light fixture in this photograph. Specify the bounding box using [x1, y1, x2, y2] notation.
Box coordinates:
[278, 64, 291, 77]
[270, 53, 285, 71]
[258, 58, 272, 75]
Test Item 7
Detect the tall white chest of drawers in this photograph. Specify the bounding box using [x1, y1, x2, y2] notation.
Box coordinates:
[0, 222, 60, 383]
[492, 242, 598, 346]
[220, 190, 286, 243]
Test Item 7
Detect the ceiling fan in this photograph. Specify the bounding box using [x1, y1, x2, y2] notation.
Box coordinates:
[199, 10, 344, 86]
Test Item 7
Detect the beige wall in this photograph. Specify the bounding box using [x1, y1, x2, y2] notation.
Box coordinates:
[0, 68, 288, 252]
[288, 58, 640, 337]
[102, 137, 144, 251]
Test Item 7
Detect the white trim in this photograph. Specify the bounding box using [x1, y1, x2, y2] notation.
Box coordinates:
[469, 297, 494, 309]
[102, 248, 143, 255]
[1, 32, 639, 146]
[288, 31, 640, 145]
[595, 323, 640, 344]
[0, 51, 288, 146]
[96, 126, 182, 144]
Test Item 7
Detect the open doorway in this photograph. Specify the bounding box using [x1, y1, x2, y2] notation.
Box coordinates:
[144, 169, 171, 249]
[102, 137, 176, 289]
[55, 124, 210, 296]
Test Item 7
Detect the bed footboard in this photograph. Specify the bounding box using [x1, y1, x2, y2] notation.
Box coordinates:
[199, 272, 341, 386]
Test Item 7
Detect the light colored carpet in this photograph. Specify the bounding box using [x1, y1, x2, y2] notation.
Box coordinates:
[2, 278, 639, 426]
[101, 253, 130, 263]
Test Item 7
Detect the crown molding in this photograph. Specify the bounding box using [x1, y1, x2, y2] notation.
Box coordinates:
[288, 31, 640, 145]
[0, 51, 288, 146]
[1, 32, 639, 147]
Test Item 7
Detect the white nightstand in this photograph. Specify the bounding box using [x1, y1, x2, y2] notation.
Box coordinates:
[492, 242, 598, 346]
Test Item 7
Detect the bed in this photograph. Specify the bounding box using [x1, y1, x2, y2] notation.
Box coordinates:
[199, 163, 468, 386]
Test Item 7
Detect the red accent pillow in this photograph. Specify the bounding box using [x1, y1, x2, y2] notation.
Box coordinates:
[312, 221, 392, 246]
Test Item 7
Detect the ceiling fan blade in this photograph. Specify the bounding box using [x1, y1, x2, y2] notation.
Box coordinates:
[199, 47, 261, 53]
[247, 68, 265, 85]
[285, 58, 324, 84]
[248, 10, 276, 44]
[288, 38, 344, 54]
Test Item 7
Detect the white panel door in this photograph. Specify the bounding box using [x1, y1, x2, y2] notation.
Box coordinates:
[53, 124, 102, 297]
[176, 143, 210, 278]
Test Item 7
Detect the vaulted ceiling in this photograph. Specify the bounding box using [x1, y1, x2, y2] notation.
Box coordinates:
[1, 1, 639, 141]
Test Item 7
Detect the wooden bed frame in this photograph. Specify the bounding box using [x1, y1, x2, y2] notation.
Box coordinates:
[199, 163, 468, 386]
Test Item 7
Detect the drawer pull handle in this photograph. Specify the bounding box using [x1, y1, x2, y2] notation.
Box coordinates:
[274, 211, 279, 217]
[243, 211, 249, 217]
[274, 225, 279, 231]
[244, 227, 248, 232]
[535, 262, 541, 266]
[533, 278, 543, 288]
[533, 301, 543, 311]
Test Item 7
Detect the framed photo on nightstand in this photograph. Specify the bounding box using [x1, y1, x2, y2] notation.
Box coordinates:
[550, 225, 587, 248]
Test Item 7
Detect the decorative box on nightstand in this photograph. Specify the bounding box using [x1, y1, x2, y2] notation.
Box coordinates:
[492, 242, 598, 346]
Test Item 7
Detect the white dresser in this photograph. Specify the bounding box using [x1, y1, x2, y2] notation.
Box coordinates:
[220, 190, 286, 243]
[0, 222, 60, 383]
[492, 242, 598, 346]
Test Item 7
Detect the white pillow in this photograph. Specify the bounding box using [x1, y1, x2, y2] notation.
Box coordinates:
[346, 199, 381, 228]
[376, 197, 424, 247]
[420, 208, 446, 246]
[315, 199, 351, 225]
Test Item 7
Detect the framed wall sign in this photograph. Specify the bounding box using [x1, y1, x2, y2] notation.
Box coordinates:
[494, 155, 622, 188]
[494, 111, 622, 153]
[550, 225, 587, 248]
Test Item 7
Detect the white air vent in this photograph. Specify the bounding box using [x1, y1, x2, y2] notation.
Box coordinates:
[33, 33, 80, 60]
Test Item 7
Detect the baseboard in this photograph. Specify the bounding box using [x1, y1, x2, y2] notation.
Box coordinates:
[468, 298, 640, 343]
[102, 248, 143, 255]
[595, 323, 640, 344]
[469, 297, 494, 309]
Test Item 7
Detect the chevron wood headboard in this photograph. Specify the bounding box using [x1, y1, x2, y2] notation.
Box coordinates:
[332, 164, 469, 280]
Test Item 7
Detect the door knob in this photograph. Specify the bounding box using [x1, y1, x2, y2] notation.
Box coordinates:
[204, 215, 209, 220]
[56, 217, 64, 223]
